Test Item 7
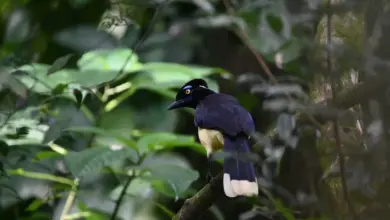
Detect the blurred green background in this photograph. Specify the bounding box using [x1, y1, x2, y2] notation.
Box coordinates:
[0, 0, 388, 220]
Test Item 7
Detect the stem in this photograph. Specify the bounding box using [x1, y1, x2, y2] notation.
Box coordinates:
[59, 178, 79, 220]
[110, 174, 134, 220]
[326, 1, 358, 219]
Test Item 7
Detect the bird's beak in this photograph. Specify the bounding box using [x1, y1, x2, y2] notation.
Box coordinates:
[167, 100, 185, 110]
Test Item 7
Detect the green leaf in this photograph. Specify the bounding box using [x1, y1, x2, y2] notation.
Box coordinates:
[77, 48, 143, 73]
[4, 8, 31, 44]
[277, 38, 302, 63]
[0, 67, 28, 98]
[0, 107, 45, 145]
[66, 126, 137, 149]
[54, 25, 118, 53]
[34, 151, 63, 161]
[145, 164, 199, 198]
[128, 98, 178, 132]
[15, 64, 71, 93]
[43, 104, 92, 144]
[26, 199, 45, 212]
[64, 146, 139, 178]
[247, 2, 293, 60]
[47, 54, 74, 75]
[137, 132, 204, 155]
[110, 177, 152, 199]
[72, 69, 122, 87]
[120, 24, 141, 47]
[15, 64, 124, 94]
[140, 155, 199, 198]
[140, 62, 223, 88]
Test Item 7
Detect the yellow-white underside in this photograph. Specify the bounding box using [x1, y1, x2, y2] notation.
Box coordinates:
[198, 128, 259, 198]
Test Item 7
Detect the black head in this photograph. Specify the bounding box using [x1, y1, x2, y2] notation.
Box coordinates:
[167, 78, 215, 110]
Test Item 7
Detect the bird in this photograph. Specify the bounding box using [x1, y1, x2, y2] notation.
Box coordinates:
[167, 78, 259, 197]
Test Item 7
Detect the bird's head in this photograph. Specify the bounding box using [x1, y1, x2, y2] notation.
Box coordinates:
[167, 78, 215, 110]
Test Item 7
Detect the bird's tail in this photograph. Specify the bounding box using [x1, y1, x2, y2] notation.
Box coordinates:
[223, 135, 258, 198]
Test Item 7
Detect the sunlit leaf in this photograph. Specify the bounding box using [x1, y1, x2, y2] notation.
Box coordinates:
[26, 199, 45, 212]
[15, 64, 125, 94]
[0, 107, 46, 145]
[77, 48, 143, 73]
[140, 62, 223, 87]
[137, 132, 203, 155]
[34, 151, 63, 161]
[15, 64, 73, 93]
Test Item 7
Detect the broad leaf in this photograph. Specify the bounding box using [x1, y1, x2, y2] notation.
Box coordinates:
[66, 126, 137, 149]
[47, 54, 74, 75]
[77, 48, 143, 73]
[15, 64, 72, 93]
[140, 62, 224, 88]
[137, 132, 203, 155]
[15, 64, 125, 94]
[110, 177, 152, 199]
[43, 104, 92, 144]
[0, 107, 46, 145]
[54, 25, 118, 52]
[0, 68, 28, 98]
[140, 154, 199, 198]
[143, 163, 199, 198]
[64, 146, 139, 178]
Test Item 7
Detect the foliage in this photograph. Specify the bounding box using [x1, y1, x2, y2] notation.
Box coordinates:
[0, 0, 388, 220]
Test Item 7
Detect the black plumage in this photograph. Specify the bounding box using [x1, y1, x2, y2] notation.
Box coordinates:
[168, 78, 258, 197]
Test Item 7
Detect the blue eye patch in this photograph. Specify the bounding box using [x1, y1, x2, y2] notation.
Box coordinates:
[183, 85, 192, 90]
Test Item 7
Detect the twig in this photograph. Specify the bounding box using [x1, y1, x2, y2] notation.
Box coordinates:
[110, 173, 135, 220]
[222, 0, 277, 84]
[113, 0, 172, 81]
[59, 178, 80, 220]
[221, 0, 326, 131]
[326, 1, 358, 219]
[172, 173, 224, 220]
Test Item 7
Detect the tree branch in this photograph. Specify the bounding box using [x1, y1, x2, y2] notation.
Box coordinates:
[299, 74, 390, 124]
[172, 173, 224, 220]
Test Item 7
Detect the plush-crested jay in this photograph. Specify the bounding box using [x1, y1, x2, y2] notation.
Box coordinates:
[167, 78, 258, 197]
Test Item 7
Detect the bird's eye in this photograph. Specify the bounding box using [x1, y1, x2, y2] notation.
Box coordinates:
[185, 89, 191, 94]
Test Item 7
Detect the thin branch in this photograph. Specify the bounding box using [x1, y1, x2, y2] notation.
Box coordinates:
[59, 178, 80, 220]
[110, 173, 134, 220]
[113, 0, 172, 81]
[326, 0, 358, 218]
[173, 173, 224, 220]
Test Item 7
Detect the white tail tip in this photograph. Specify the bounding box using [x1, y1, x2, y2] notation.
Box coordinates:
[223, 173, 259, 198]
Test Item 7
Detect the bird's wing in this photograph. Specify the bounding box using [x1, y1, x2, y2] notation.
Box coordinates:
[194, 94, 255, 137]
